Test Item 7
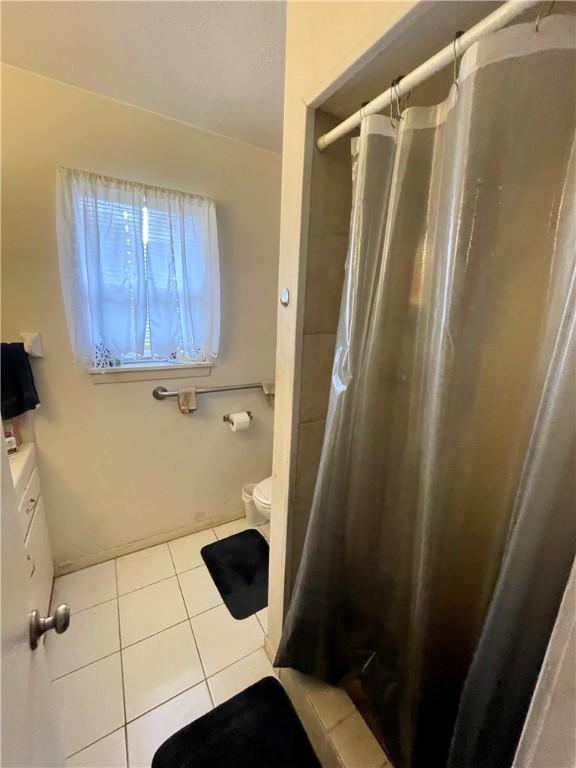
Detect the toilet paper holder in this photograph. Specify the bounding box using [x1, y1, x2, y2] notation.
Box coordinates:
[223, 411, 253, 424]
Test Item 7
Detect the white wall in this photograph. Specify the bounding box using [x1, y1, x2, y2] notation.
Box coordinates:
[283, 1, 416, 103]
[1, 65, 281, 570]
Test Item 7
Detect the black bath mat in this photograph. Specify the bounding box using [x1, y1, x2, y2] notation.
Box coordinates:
[201, 529, 268, 620]
[152, 676, 321, 768]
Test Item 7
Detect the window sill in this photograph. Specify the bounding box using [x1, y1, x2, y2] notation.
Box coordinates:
[89, 361, 214, 384]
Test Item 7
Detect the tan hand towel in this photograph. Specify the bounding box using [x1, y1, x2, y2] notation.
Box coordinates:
[178, 388, 197, 414]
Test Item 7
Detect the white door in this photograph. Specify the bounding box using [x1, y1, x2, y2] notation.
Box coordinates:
[1, 450, 64, 767]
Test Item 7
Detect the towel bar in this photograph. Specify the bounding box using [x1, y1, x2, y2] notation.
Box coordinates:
[152, 382, 266, 401]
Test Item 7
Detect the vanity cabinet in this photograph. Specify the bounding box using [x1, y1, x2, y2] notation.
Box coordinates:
[9, 443, 54, 613]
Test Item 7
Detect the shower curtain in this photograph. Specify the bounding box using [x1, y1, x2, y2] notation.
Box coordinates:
[276, 16, 576, 768]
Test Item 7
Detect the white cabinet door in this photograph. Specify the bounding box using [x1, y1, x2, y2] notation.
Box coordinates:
[1, 451, 64, 767]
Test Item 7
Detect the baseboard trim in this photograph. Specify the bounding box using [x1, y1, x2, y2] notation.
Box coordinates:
[54, 512, 245, 576]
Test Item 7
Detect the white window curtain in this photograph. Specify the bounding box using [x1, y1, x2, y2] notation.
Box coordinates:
[57, 168, 220, 367]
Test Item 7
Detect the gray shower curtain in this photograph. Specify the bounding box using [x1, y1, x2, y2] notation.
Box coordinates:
[276, 16, 576, 768]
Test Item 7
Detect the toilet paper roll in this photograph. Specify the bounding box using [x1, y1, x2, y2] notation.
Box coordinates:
[227, 411, 252, 432]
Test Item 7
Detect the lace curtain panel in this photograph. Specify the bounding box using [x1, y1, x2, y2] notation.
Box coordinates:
[57, 169, 220, 367]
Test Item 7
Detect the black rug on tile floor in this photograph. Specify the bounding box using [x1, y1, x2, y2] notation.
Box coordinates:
[152, 677, 321, 768]
[201, 529, 269, 620]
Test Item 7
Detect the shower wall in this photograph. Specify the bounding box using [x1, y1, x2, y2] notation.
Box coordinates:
[288, 110, 352, 591]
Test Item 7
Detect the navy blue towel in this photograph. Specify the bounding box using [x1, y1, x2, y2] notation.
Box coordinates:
[1, 342, 40, 420]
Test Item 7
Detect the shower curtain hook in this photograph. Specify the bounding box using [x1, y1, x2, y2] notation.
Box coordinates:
[388, 78, 398, 127]
[395, 76, 405, 122]
[536, 0, 556, 31]
[453, 31, 465, 91]
[391, 76, 404, 123]
[403, 87, 412, 112]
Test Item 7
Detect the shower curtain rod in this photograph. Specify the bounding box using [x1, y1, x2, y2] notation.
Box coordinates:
[316, 0, 541, 151]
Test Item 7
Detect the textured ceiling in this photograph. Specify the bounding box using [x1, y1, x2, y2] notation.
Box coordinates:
[1, 1, 286, 152]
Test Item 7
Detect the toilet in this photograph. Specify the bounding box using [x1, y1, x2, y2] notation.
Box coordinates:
[252, 475, 272, 524]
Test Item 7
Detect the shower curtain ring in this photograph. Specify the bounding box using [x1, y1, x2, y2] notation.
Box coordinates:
[536, 0, 555, 31]
[453, 31, 465, 91]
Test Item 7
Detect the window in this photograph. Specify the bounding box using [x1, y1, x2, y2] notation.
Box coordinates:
[57, 168, 220, 369]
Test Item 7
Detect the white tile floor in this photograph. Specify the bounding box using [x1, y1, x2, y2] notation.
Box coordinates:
[50, 518, 275, 768]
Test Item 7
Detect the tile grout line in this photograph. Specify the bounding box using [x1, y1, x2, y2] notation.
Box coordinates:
[173, 531, 268, 689]
[167, 541, 215, 710]
[186, 600, 223, 621]
[57, 529, 268, 761]
[124, 643, 273, 727]
[114, 559, 130, 768]
[58, 525, 251, 607]
[206, 645, 275, 685]
[175, 571, 223, 619]
[56, 570, 178, 617]
[52, 616, 193, 683]
[57, 563, 204, 617]
[62, 606, 269, 746]
[124, 679, 210, 727]
[121, 618, 190, 652]
[64, 726, 125, 762]
[255, 611, 267, 634]
[64, 595, 118, 618]
[59, 627, 273, 755]
[324, 707, 357, 736]
[211, 521, 261, 541]
[327, 707, 390, 768]
[51, 649, 121, 683]
[53, 576, 265, 675]
[173, 533, 268, 691]
[190, 625, 268, 686]
[117, 571, 176, 599]
[51, 568, 126, 762]
[173, 562, 207, 578]
[53, 602, 231, 684]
